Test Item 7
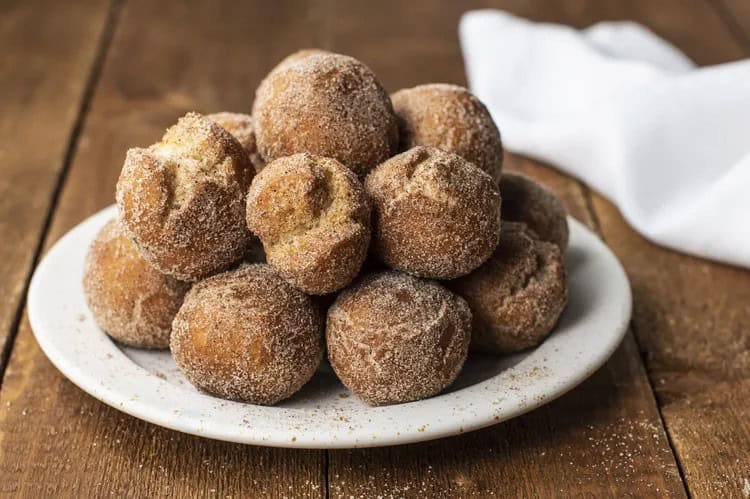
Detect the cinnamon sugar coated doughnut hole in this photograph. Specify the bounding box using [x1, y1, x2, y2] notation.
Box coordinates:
[252, 52, 398, 177]
[500, 172, 569, 249]
[246, 153, 371, 295]
[391, 83, 503, 183]
[326, 271, 471, 406]
[83, 219, 190, 349]
[81, 46, 574, 410]
[116, 112, 254, 281]
[365, 146, 501, 279]
[206, 112, 264, 172]
[451, 222, 567, 353]
[170, 264, 323, 404]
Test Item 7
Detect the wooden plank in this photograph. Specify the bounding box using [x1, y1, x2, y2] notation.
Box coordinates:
[594, 199, 750, 498]
[1, 316, 325, 497]
[0, 0, 112, 375]
[0, 0, 328, 496]
[579, 0, 750, 497]
[715, 0, 750, 47]
[326, 1, 685, 497]
[330, 323, 684, 498]
[511, 0, 746, 64]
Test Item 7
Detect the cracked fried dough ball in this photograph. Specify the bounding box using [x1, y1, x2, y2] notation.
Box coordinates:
[365, 146, 501, 279]
[206, 111, 264, 173]
[116, 112, 254, 281]
[451, 222, 567, 353]
[326, 271, 471, 406]
[500, 172, 569, 249]
[391, 84, 503, 183]
[83, 219, 189, 349]
[252, 52, 398, 177]
[170, 264, 323, 404]
[246, 153, 370, 295]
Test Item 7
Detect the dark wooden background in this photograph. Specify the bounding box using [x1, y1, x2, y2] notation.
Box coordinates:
[1, 0, 749, 497]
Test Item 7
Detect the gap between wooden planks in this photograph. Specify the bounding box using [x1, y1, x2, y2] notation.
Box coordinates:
[0, 0, 114, 383]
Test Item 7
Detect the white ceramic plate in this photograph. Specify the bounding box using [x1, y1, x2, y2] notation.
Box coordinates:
[28, 205, 630, 449]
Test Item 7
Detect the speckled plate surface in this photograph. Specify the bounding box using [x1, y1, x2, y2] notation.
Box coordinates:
[28, 204, 631, 449]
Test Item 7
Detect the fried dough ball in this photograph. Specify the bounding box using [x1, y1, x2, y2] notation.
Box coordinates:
[246, 153, 371, 295]
[170, 264, 323, 404]
[365, 146, 501, 279]
[116, 112, 254, 281]
[451, 222, 567, 353]
[391, 84, 503, 183]
[83, 219, 189, 349]
[252, 52, 398, 177]
[326, 271, 471, 406]
[499, 172, 569, 249]
[206, 111, 264, 173]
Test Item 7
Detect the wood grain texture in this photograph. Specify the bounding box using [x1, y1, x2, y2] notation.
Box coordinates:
[0, 1, 328, 496]
[0, 0, 111, 375]
[326, 1, 685, 497]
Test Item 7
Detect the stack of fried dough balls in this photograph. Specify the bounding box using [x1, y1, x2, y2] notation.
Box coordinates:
[83, 49, 568, 407]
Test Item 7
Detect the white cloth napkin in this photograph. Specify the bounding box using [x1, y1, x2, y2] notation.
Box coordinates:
[459, 10, 750, 268]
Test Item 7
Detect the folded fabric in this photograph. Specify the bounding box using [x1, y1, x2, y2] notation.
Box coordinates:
[459, 10, 750, 268]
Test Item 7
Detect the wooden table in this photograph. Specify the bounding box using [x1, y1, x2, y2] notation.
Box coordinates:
[1, 0, 749, 496]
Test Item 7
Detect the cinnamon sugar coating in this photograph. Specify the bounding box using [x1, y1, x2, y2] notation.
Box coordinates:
[451, 222, 567, 353]
[206, 112, 265, 173]
[170, 264, 323, 404]
[83, 219, 190, 349]
[326, 271, 471, 406]
[365, 146, 501, 279]
[500, 172, 569, 249]
[246, 153, 371, 295]
[391, 84, 503, 183]
[252, 52, 398, 177]
[116, 112, 254, 281]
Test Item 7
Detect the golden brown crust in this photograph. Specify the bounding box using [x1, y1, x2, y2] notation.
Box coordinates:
[206, 112, 265, 173]
[246, 153, 371, 295]
[252, 52, 398, 177]
[326, 271, 471, 406]
[450, 222, 567, 353]
[391, 84, 503, 183]
[365, 146, 501, 279]
[500, 172, 569, 249]
[116, 112, 254, 281]
[170, 264, 323, 404]
[83, 219, 190, 349]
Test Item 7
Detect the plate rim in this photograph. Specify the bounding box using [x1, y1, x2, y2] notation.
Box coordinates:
[27, 205, 631, 449]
